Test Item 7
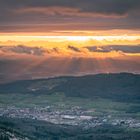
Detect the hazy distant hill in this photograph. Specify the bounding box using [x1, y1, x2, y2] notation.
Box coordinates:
[0, 73, 140, 102]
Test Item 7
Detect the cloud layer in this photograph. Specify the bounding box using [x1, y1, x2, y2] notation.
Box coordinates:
[0, 0, 140, 32]
[0, 55, 139, 83]
[0, 45, 140, 56]
[86, 45, 140, 53]
[0, 44, 140, 83]
[0, 45, 45, 56]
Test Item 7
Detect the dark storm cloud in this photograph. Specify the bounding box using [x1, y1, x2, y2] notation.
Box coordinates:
[86, 45, 140, 53]
[0, 0, 140, 31]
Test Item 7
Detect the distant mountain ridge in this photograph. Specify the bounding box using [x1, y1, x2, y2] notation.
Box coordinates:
[0, 73, 140, 102]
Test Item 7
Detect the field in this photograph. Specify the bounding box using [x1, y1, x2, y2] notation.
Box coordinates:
[0, 92, 140, 117]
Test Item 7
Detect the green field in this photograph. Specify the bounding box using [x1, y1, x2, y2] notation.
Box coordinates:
[0, 92, 140, 117]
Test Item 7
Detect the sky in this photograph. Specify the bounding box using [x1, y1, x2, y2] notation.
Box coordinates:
[0, 0, 140, 83]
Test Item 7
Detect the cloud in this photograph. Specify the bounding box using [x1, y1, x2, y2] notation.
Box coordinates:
[86, 45, 140, 53]
[13, 6, 127, 18]
[0, 45, 45, 56]
[0, 0, 140, 31]
[68, 45, 81, 52]
[0, 44, 140, 83]
[1, 45, 140, 58]
[1, 0, 140, 16]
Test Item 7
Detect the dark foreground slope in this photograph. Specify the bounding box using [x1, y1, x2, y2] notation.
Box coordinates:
[0, 117, 140, 140]
[0, 73, 140, 102]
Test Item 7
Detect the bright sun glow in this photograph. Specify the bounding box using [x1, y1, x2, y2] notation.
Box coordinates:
[1, 35, 140, 41]
[0, 35, 140, 49]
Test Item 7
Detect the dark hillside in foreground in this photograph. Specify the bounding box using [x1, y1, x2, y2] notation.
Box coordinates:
[0, 117, 140, 140]
[0, 73, 140, 102]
